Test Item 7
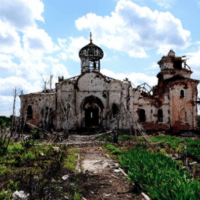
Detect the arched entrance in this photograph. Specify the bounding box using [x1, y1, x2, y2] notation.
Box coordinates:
[81, 95, 104, 128]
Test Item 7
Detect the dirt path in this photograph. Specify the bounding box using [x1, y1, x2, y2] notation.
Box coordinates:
[75, 145, 145, 200]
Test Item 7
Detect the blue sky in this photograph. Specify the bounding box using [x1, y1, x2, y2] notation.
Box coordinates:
[0, 0, 200, 117]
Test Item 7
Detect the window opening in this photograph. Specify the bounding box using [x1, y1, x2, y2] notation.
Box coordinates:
[158, 109, 163, 122]
[139, 109, 146, 122]
[174, 60, 182, 69]
[27, 105, 33, 119]
[180, 90, 184, 98]
[112, 103, 119, 117]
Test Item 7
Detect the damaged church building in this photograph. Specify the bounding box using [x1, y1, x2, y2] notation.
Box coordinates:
[20, 35, 199, 134]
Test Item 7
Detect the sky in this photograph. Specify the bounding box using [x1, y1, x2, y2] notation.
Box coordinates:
[0, 0, 200, 117]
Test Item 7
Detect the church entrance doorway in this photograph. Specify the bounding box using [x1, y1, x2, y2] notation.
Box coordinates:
[85, 108, 99, 127]
[81, 95, 104, 128]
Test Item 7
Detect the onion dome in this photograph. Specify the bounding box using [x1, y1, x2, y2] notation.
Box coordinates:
[79, 32, 104, 74]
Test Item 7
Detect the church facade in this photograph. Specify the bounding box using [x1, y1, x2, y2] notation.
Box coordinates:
[20, 35, 199, 133]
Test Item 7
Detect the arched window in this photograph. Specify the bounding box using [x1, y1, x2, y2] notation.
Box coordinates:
[180, 90, 184, 98]
[158, 109, 163, 122]
[139, 109, 146, 122]
[27, 105, 33, 119]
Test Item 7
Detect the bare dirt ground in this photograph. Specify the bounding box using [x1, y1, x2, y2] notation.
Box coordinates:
[66, 135, 145, 200]
[73, 145, 145, 200]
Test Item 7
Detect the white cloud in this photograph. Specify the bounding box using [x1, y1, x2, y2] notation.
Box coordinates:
[186, 47, 200, 69]
[0, 20, 21, 54]
[75, 0, 190, 58]
[57, 37, 88, 61]
[0, 0, 44, 31]
[0, 77, 41, 96]
[101, 68, 157, 86]
[23, 28, 59, 54]
[0, 96, 20, 117]
[145, 62, 159, 70]
[153, 0, 175, 9]
[52, 63, 70, 80]
[0, 53, 19, 73]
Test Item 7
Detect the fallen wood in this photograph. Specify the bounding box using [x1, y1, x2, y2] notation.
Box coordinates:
[188, 162, 198, 166]
[70, 131, 113, 138]
[111, 174, 120, 180]
[172, 157, 182, 160]
[26, 123, 51, 137]
[34, 141, 106, 146]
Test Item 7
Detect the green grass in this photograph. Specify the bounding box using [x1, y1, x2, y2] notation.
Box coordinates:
[7, 142, 24, 154]
[120, 147, 200, 200]
[118, 135, 134, 140]
[103, 135, 200, 199]
[63, 147, 78, 171]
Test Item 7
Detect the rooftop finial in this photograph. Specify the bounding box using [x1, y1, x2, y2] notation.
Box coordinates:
[90, 32, 92, 43]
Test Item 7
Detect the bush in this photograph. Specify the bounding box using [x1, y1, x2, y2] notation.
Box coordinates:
[0, 137, 10, 156]
[0, 189, 13, 200]
[0, 117, 11, 129]
[7, 180, 19, 191]
[20, 139, 38, 149]
[0, 165, 12, 177]
[105, 144, 116, 151]
[12, 155, 24, 167]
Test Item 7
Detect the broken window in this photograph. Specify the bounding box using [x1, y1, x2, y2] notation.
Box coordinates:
[174, 60, 182, 70]
[180, 90, 184, 98]
[158, 109, 163, 122]
[139, 109, 146, 122]
[27, 105, 33, 119]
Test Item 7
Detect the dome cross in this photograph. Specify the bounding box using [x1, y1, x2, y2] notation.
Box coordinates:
[90, 32, 92, 43]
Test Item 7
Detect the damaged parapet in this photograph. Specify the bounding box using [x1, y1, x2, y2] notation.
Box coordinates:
[158, 49, 191, 71]
[79, 32, 104, 74]
[58, 76, 64, 82]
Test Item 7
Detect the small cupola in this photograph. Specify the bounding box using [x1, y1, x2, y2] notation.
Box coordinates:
[79, 32, 104, 74]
